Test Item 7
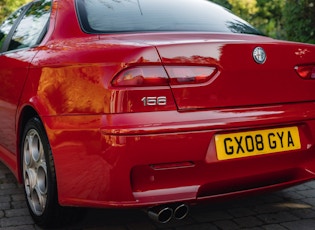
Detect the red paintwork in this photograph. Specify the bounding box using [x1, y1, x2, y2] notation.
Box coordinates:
[1, 0, 315, 208]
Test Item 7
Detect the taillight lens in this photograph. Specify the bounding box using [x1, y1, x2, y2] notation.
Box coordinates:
[112, 66, 169, 87]
[295, 65, 315, 79]
[111, 66, 218, 87]
[165, 66, 217, 85]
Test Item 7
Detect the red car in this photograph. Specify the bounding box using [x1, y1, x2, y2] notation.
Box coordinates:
[1, 0, 315, 227]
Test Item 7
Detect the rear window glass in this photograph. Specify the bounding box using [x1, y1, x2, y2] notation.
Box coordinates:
[76, 0, 262, 35]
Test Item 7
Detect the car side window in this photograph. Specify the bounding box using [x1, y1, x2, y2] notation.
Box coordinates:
[8, 0, 51, 51]
[0, 7, 25, 51]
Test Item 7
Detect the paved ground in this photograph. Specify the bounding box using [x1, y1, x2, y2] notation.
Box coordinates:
[1, 162, 315, 230]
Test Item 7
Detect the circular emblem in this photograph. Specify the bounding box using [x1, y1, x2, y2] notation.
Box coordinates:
[253, 47, 266, 64]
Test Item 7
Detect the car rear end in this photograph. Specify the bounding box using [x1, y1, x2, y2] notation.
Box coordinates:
[102, 33, 315, 205]
[40, 0, 315, 209]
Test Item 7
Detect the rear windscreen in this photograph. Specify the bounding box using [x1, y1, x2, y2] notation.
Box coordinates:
[76, 0, 262, 35]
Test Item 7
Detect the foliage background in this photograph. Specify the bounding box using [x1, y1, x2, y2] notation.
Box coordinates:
[212, 0, 315, 44]
[0, 0, 29, 22]
[1, 0, 315, 44]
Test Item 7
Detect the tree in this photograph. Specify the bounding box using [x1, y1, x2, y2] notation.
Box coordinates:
[252, 0, 284, 39]
[228, 0, 258, 22]
[211, 0, 284, 38]
[282, 0, 315, 43]
[212, 0, 315, 43]
[0, 0, 29, 23]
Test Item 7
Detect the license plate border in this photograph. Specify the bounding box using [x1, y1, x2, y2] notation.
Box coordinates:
[215, 126, 301, 161]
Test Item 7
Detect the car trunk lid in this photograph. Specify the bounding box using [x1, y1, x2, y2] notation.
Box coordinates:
[150, 33, 315, 111]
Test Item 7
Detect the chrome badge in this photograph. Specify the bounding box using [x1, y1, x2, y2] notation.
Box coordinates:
[253, 47, 266, 64]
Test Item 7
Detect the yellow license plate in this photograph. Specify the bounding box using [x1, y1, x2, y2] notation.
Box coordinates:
[215, 126, 301, 160]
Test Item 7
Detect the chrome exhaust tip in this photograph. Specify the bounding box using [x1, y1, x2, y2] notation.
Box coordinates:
[173, 203, 189, 220]
[147, 206, 173, 224]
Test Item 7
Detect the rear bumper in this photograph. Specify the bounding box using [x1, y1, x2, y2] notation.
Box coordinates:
[42, 102, 315, 208]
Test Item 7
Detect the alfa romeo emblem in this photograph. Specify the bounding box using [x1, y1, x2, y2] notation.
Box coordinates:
[253, 47, 266, 64]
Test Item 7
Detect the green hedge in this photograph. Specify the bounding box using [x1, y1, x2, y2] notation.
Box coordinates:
[282, 0, 315, 43]
[211, 0, 315, 44]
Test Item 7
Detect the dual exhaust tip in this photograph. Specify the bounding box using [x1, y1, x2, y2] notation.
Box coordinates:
[147, 203, 189, 224]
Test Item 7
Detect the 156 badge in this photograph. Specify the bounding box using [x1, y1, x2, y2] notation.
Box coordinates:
[141, 96, 167, 106]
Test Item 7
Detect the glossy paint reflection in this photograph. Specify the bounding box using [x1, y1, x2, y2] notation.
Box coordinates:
[0, 50, 37, 153]
[37, 66, 111, 114]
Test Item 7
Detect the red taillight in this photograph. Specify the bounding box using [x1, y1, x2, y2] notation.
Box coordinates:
[165, 66, 217, 85]
[112, 66, 169, 87]
[295, 65, 315, 79]
[111, 66, 218, 87]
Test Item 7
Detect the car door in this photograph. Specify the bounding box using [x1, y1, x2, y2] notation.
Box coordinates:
[0, 0, 51, 155]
